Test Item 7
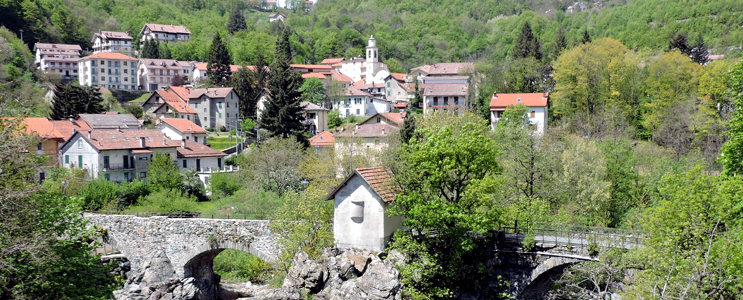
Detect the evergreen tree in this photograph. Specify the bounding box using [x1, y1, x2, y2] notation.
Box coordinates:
[259, 29, 308, 146]
[581, 28, 592, 44]
[253, 52, 269, 84]
[399, 114, 417, 144]
[720, 59, 743, 175]
[49, 84, 105, 120]
[232, 67, 260, 119]
[160, 43, 172, 59]
[141, 39, 160, 59]
[206, 32, 232, 86]
[412, 80, 423, 108]
[554, 28, 567, 56]
[690, 33, 710, 65]
[669, 32, 691, 54]
[513, 22, 541, 60]
[226, 7, 247, 34]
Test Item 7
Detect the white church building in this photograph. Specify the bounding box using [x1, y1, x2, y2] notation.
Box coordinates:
[337, 36, 391, 85]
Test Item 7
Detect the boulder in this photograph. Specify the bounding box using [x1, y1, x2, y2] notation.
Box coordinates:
[283, 251, 328, 293]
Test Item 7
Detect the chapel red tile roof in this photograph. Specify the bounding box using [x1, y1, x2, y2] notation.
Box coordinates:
[356, 167, 401, 203]
[391, 73, 407, 81]
[160, 118, 207, 134]
[290, 64, 332, 72]
[309, 130, 335, 147]
[345, 88, 371, 97]
[176, 139, 226, 158]
[489, 93, 549, 109]
[360, 112, 407, 126]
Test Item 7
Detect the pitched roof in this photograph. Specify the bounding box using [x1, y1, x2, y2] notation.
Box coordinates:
[95, 31, 133, 40]
[290, 64, 332, 71]
[334, 123, 398, 138]
[330, 70, 353, 83]
[390, 73, 407, 81]
[34, 43, 82, 51]
[154, 99, 196, 114]
[20, 118, 63, 139]
[302, 72, 327, 79]
[326, 166, 401, 203]
[345, 88, 371, 97]
[489, 93, 549, 109]
[72, 129, 181, 151]
[321, 58, 344, 65]
[412, 62, 474, 76]
[52, 119, 91, 141]
[309, 130, 334, 147]
[269, 13, 287, 18]
[191, 62, 254, 73]
[160, 118, 206, 134]
[176, 140, 226, 158]
[301, 101, 329, 111]
[142, 23, 191, 35]
[421, 83, 469, 96]
[378, 112, 407, 125]
[81, 52, 137, 60]
[188, 87, 234, 99]
[76, 114, 141, 129]
[140, 58, 191, 69]
[168, 86, 192, 100]
[150, 89, 195, 114]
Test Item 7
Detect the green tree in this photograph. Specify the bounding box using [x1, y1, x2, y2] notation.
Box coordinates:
[513, 22, 541, 60]
[554, 28, 567, 57]
[259, 29, 308, 146]
[49, 83, 105, 120]
[328, 109, 343, 128]
[206, 32, 232, 86]
[669, 32, 690, 54]
[141, 39, 160, 59]
[147, 152, 182, 191]
[581, 28, 592, 44]
[232, 66, 260, 119]
[399, 113, 417, 144]
[690, 33, 710, 65]
[226, 7, 247, 34]
[299, 77, 326, 106]
[390, 112, 502, 298]
[720, 59, 743, 176]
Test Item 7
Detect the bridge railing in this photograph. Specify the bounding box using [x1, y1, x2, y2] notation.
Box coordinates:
[498, 221, 645, 250]
[84, 210, 272, 220]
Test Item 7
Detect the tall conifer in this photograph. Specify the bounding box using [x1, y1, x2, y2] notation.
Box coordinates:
[259, 29, 308, 146]
[206, 32, 232, 86]
[513, 22, 541, 60]
[227, 7, 247, 34]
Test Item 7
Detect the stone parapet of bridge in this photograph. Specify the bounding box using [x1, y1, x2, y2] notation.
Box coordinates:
[83, 213, 279, 279]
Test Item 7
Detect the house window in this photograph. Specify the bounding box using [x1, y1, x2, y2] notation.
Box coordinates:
[204, 108, 206, 112]
[227, 113, 229, 118]
[139, 172, 146, 178]
[103, 156, 110, 169]
[356, 109, 360, 115]
[226, 102, 229, 108]
[433, 97, 439, 105]
[218, 102, 222, 109]
[530, 111, 536, 118]
[377, 117, 381, 123]
[218, 113, 222, 118]
[124, 172, 129, 181]
[204, 117, 207, 121]
[195, 103, 198, 108]
[104, 173, 110, 181]
[182, 160, 187, 168]
[194, 136, 198, 143]
[77, 140, 82, 149]
[37, 143, 42, 150]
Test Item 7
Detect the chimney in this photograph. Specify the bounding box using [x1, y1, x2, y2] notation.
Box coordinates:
[189, 125, 193, 132]
[117, 125, 122, 132]
[140, 137, 145, 148]
[69, 118, 75, 125]
[181, 139, 186, 148]
[72, 128, 77, 135]
[163, 138, 167, 145]
[355, 124, 360, 130]
[87, 131, 91, 139]
[382, 128, 386, 135]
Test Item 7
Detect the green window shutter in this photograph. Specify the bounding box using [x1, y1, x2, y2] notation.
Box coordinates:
[78, 155, 83, 168]
[65, 155, 69, 164]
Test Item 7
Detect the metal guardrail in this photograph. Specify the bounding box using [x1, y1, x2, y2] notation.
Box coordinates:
[498, 221, 645, 250]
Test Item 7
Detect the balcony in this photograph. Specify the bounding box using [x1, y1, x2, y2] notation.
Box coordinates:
[103, 163, 134, 171]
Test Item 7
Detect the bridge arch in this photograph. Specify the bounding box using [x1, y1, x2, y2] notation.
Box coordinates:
[519, 257, 582, 299]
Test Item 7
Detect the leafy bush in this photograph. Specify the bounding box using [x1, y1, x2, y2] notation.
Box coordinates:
[213, 250, 273, 283]
[119, 179, 151, 207]
[209, 172, 242, 199]
[328, 110, 343, 128]
[78, 178, 122, 211]
[126, 188, 199, 213]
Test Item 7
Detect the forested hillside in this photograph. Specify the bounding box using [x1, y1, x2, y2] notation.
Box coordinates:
[3, 0, 743, 68]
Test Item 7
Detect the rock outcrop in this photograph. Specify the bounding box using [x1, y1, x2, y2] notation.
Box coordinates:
[114, 251, 209, 300]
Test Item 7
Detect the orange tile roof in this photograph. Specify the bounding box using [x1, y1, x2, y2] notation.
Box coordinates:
[160, 118, 206, 134]
[326, 167, 401, 203]
[421, 83, 469, 96]
[489, 93, 549, 109]
[330, 70, 353, 82]
[168, 86, 192, 100]
[345, 88, 371, 97]
[177, 140, 226, 158]
[81, 52, 137, 60]
[188, 87, 234, 99]
[20, 118, 63, 139]
[52, 119, 91, 141]
[334, 123, 398, 138]
[142, 23, 191, 34]
[321, 58, 344, 65]
[74, 129, 181, 151]
[412, 62, 474, 75]
[309, 130, 334, 147]
[302, 72, 327, 79]
[153, 90, 196, 114]
[360, 112, 406, 126]
[391, 73, 406, 81]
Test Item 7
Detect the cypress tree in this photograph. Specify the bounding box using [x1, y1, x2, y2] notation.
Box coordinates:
[690, 33, 710, 65]
[581, 28, 592, 44]
[400, 114, 417, 144]
[259, 29, 308, 146]
[513, 22, 541, 60]
[669, 32, 691, 54]
[232, 67, 259, 119]
[227, 7, 247, 34]
[206, 32, 232, 86]
[49, 84, 105, 120]
[141, 39, 160, 59]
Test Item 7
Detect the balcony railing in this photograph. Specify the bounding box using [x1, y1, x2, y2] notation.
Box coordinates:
[103, 163, 134, 171]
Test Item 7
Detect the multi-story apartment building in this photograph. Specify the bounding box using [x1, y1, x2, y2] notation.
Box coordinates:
[332, 87, 392, 118]
[78, 53, 138, 90]
[186, 88, 240, 131]
[137, 58, 192, 91]
[33, 43, 82, 81]
[91, 31, 134, 54]
[139, 23, 191, 46]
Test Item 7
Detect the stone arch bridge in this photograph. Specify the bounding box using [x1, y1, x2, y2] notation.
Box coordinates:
[84, 213, 279, 298]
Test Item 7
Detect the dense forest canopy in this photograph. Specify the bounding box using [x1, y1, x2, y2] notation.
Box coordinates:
[3, 0, 743, 68]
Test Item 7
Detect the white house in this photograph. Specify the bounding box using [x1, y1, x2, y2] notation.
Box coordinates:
[33, 43, 82, 81]
[408, 62, 474, 82]
[301, 101, 329, 134]
[333, 123, 398, 153]
[138, 58, 192, 91]
[326, 166, 403, 251]
[336, 36, 390, 84]
[59, 129, 180, 182]
[268, 12, 287, 22]
[78, 52, 138, 90]
[359, 112, 406, 127]
[490, 93, 549, 134]
[176, 139, 230, 188]
[157, 118, 208, 145]
[139, 23, 191, 46]
[92, 31, 133, 54]
[332, 87, 392, 118]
